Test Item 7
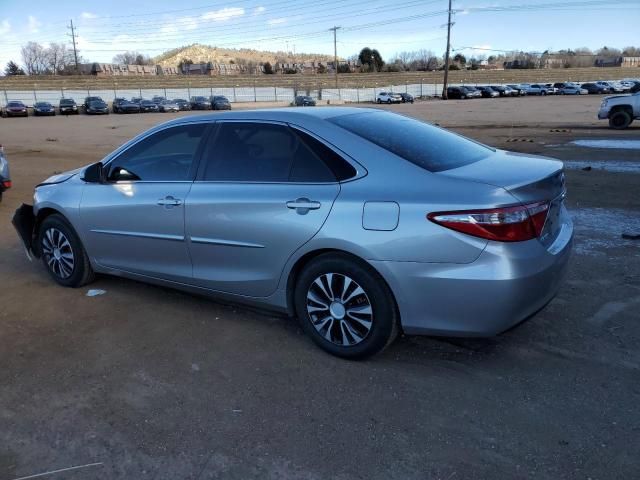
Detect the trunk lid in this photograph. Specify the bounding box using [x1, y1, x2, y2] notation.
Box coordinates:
[438, 150, 567, 247]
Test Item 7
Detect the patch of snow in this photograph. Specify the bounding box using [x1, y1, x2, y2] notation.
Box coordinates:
[570, 139, 640, 150]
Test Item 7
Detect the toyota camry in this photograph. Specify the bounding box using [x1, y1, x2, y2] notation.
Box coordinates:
[12, 108, 572, 358]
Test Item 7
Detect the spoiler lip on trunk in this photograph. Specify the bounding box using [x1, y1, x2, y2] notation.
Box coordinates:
[12, 204, 36, 260]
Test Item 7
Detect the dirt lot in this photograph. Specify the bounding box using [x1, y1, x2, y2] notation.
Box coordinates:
[1, 95, 639, 480]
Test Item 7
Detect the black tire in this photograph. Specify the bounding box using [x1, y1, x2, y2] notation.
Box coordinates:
[37, 214, 95, 288]
[294, 253, 398, 359]
[386, 99, 391, 104]
[377, 99, 381, 104]
[609, 110, 632, 130]
[541, 91, 547, 96]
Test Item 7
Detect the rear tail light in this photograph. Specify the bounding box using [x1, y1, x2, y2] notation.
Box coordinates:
[2, 181, 11, 189]
[427, 202, 550, 242]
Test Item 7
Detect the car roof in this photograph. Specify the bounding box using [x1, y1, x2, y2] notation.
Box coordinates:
[157, 107, 381, 128]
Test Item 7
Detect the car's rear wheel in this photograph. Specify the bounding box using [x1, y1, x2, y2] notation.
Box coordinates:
[294, 254, 398, 359]
[38, 214, 95, 288]
[609, 110, 632, 129]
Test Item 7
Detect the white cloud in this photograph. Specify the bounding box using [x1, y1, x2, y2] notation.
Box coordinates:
[201, 7, 245, 22]
[0, 19, 10, 36]
[267, 17, 287, 26]
[27, 15, 41, 33]
[253, 6, 266, 16]
[81, 12, 98, 19]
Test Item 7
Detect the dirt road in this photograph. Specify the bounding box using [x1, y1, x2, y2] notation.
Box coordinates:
[1, 95, 639, 479]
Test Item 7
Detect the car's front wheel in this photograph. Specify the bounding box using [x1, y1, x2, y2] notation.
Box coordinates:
[295, 254, 398, 359]
[38, 214, 95, 287]
[609, 110, 632, 129]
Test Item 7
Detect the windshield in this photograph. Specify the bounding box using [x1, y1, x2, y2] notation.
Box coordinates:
[8, 102, 23, 106]
[329, 111, 492, 172]
[60, 99, 75, 104]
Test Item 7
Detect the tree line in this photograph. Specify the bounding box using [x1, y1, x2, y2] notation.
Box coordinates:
[4, 42, 640, 76]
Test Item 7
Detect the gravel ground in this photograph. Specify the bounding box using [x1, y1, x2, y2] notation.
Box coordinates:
[1, 95, 639, 480]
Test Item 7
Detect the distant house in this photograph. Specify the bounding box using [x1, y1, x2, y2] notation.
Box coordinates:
[181, 62, 246, 75]
[622, 56, 640, 68]
[542, 57, 567, 69]
[595, 56, 623, 67]
[79, 63, 178, 76]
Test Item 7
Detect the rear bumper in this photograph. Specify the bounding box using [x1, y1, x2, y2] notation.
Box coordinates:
[371, 219, 573, 337]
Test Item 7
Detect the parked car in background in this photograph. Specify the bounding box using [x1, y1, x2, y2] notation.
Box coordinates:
[598, 90, 640, 129]
[506, 84, 527, 96]
[59, 98, 79, 115]
[398, 93, 414, 103]
[85, 99, 109, 115]
[11, 108, 573, 359]
[174, 99, 191, 111]
[559, 83, 588, 95]
[3, 101, 29, 117]
[190, 96, 210, 110]
[544, 84, 559, 95]
[152, 96, 166, 104]
[84, 96, 103, 112]
[114, 99, 141, 114]
[140, 100, 160, 113]
[489, 85, 512, 97]
[521, 84, 549, 95]
[294, 95, 316, 107]
[33, 102, 56, 116]
[130, 97, 143, 105]
[596, 81, 624, 93]
[211, 95, 232, 110]
[581, 83, 608, 94]
[376, 92, 402, 104]
[476, 86, 499, 98]
[461, 86, 482, 98]
[0, 145, 10, 202]
[159, 100, 179, 113]
[446, 86, 474, 99]
[112, 98, 127, 113]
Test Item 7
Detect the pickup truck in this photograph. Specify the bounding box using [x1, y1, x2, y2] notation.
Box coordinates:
[598, 91, 640, 129]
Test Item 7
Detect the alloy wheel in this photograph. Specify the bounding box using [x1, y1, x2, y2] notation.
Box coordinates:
[306, 273, 373, 346]
[41, 227, 75, 279]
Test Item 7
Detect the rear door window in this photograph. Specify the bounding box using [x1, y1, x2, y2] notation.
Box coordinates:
[202, 122, 339, 183]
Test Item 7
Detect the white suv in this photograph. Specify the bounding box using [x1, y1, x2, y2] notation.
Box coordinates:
[598, 91, 640, 129]
[376, 92, 402, 104]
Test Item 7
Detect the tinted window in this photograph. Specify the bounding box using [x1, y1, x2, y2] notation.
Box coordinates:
[109, 124, 206, 181]
[293, 129, 356, 181]
[203, 122, 336, 183]
[329, 111, 491, 172]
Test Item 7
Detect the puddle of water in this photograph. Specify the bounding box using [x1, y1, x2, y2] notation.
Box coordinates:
[563, 160, 640, 174]
[569, 208, 640, 257]
[570, 140, 640, 150]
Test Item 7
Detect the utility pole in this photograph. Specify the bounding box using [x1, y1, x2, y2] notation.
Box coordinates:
[68, 19, 79, 73]
[329, 26, 341, 89]
[442, 0, 453, 99]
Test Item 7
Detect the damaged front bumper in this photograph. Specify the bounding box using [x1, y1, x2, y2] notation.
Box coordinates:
[12, 204, 36, 260]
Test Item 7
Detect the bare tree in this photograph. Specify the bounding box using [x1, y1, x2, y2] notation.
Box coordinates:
[46, 43, 74, 75]
[112, 51, 152, 65]
[21, 41, 48, 75]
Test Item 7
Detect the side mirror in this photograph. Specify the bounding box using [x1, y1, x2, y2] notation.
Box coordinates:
[83, 162, 103, 183]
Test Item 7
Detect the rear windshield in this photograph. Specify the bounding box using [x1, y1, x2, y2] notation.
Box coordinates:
[328, 111, 491, 172]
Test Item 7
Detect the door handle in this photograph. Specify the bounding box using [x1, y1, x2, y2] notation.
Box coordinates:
[157, 196, 182, 207]
[286, 198, 321, 211]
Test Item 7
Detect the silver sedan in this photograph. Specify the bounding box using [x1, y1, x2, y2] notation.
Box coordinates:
[12, 108, 573, 358]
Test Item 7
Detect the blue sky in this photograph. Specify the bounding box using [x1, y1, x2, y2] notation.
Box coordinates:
[0, 0, 638, 69]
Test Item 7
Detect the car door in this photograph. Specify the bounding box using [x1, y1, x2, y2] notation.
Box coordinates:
[185, 121, 341, 297]
[79, 122, 209, 282]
